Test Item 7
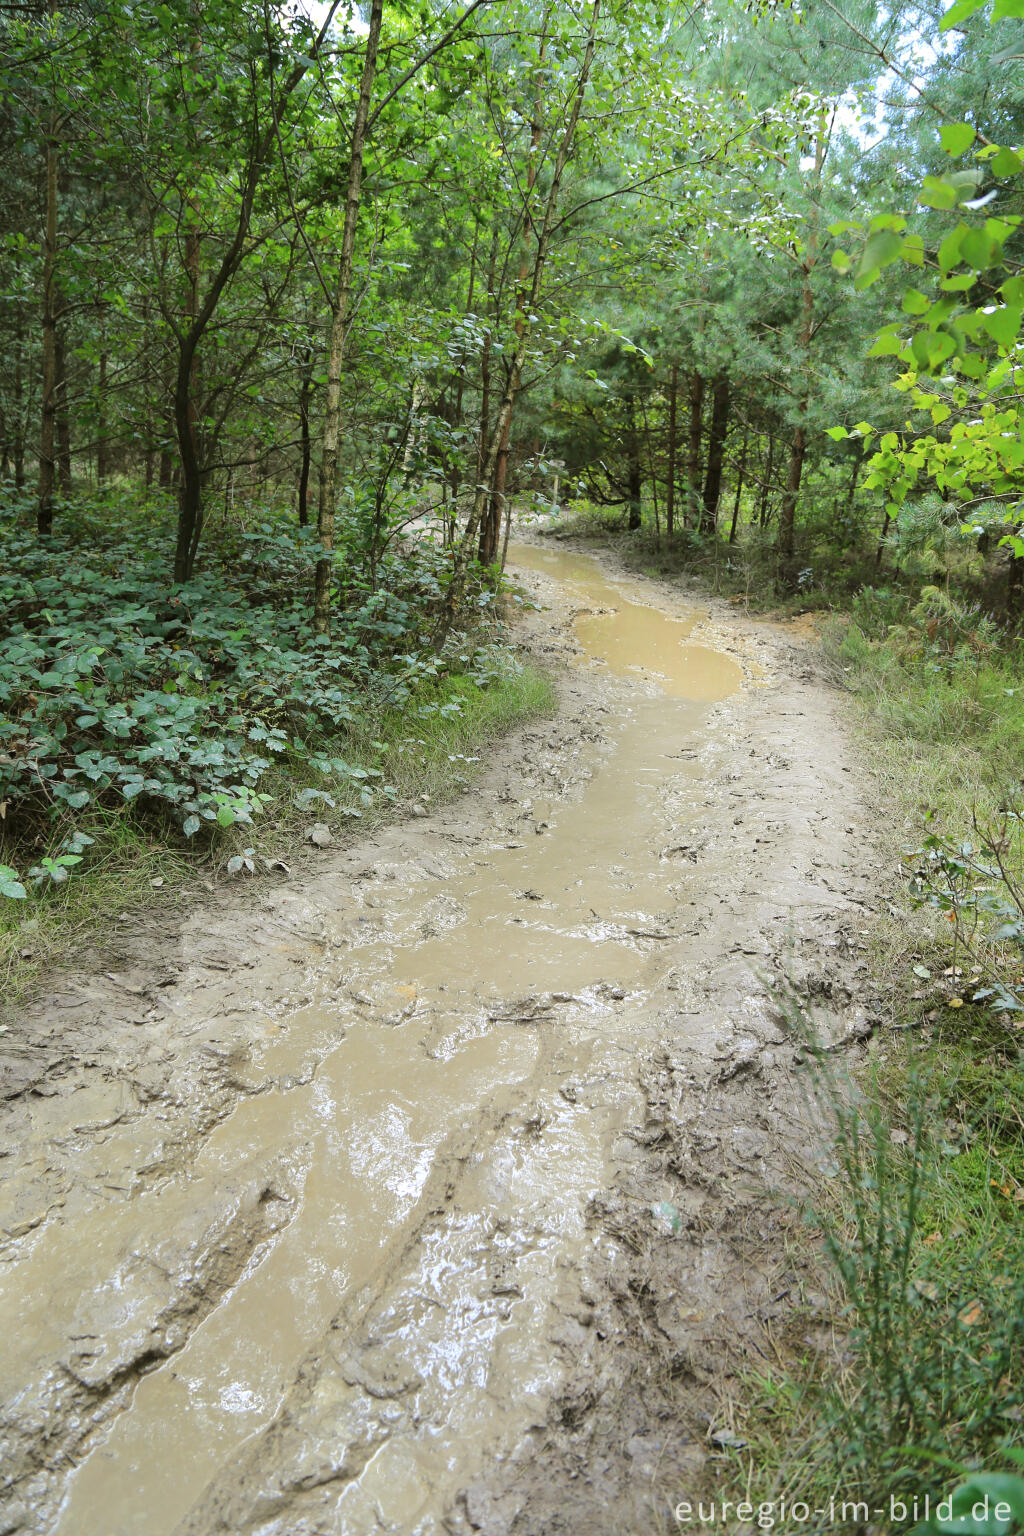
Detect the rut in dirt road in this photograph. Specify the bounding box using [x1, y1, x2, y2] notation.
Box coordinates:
[0, 543, 878, 1536]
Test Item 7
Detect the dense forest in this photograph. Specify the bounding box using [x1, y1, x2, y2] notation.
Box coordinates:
[1, 0, 1021, 888]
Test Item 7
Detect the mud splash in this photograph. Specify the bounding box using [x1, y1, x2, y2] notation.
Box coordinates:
[0, 539, 877, 1536]
[23, 547, 735, 1534]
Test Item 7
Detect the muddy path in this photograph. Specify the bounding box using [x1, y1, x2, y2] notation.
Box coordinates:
[0, 540, 883, 1535]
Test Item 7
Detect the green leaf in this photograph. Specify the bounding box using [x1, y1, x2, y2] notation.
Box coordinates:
[825, 426, 849, 440]
[991, 146, 1024, 177]
[993, 0, 1024, 16]
[902, 233, 926, 266]
[939, 225, 968, 273]
[0, 866, 27, 900]
[216, 806, 236, 827]
[980, 305, 1023, 347]
[961, 226, 999, 268]
[912, 331, 957, 369]
[856, 229, 904, 288]
[937, 1472, 1024, 1532]
[940, 0, 987, 26]
[940, 123, 976, 156]
[920, 176, 960, 211]
[831, 249, 851, 273]
[959, 351, 987, 378]
[902, 289, 931, 315]
[868, 332, 904, 357]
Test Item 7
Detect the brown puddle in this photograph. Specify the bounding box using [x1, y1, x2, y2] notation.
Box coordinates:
[8, 543, 742, 1535]
[512, 542, 741, 700]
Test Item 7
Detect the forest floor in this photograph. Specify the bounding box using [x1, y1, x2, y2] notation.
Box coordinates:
[0, 534, 888, 1536]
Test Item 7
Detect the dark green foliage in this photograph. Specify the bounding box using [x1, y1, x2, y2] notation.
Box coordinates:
[0, 488, 471, 874]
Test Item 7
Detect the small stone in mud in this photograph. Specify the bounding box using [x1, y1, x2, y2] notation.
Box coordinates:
[307, 822, 333, 848]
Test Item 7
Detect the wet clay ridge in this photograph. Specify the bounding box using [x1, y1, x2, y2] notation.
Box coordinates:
[0, 540, 883, 1535]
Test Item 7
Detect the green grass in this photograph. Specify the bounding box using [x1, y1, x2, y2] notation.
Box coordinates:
[714, 603, 1024, 1528]
[0, 658, 555, 1014]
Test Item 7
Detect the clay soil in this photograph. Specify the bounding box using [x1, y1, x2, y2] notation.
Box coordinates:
[0, 537, 885, 1536]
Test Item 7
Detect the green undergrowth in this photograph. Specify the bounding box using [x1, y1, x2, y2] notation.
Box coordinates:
[1, 660, 554, 1011]
[542, 498, 889, 615]
[721, 1033, 1024, 1529]
[0, 488, 554, 1008]
[714, 587, 1024, 1530]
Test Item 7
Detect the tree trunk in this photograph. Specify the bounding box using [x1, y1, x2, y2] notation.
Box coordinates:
[55, 325, 71, 497]
[96, 327, 109, 483]
[687, 370, 703, 529]
[297, 345, 313, 526]
[479, 401, 511, 564]
[844, 445, 863, 518]
[777, 421, 806, 577]
[728, 425, 748, 545]
[641, 394, 659, 540]
[159, 345, 174, 489]
[313, 0, 384, 636]
[171, 220, 203, 578]
[13, 306, 25, 491]
[500, 458, 515, 573]
[700, 372, 730, 533]
[626, 392, 642, 530]
[758, 433, 775, 527]
[37, 109, 59, 534]
[449, 217, 479, 511]
[666, 362, 678, 537]
[172, 7, 205, 580]
[169, 1, 348, 581]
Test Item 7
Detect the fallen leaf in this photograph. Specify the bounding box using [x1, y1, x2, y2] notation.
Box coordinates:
[947, 997, 964, 1009]
[913, 964, 932, 980]
[957, 1300, 984, 1327]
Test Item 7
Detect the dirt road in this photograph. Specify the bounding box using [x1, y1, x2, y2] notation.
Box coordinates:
[0, 541, 881, 1534]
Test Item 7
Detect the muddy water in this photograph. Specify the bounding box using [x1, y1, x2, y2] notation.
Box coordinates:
[16, 546, 742, 1535]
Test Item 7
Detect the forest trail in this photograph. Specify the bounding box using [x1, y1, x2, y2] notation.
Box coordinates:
[0, 542, 881, 1535]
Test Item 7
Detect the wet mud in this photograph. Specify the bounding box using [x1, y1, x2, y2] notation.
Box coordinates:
[0, 540, 882, 1534]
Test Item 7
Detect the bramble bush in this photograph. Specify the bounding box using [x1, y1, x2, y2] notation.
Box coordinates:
[0, 489, 490, 892]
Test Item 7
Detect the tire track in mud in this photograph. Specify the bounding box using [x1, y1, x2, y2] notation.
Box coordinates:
[0, 540, 883, 1535]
